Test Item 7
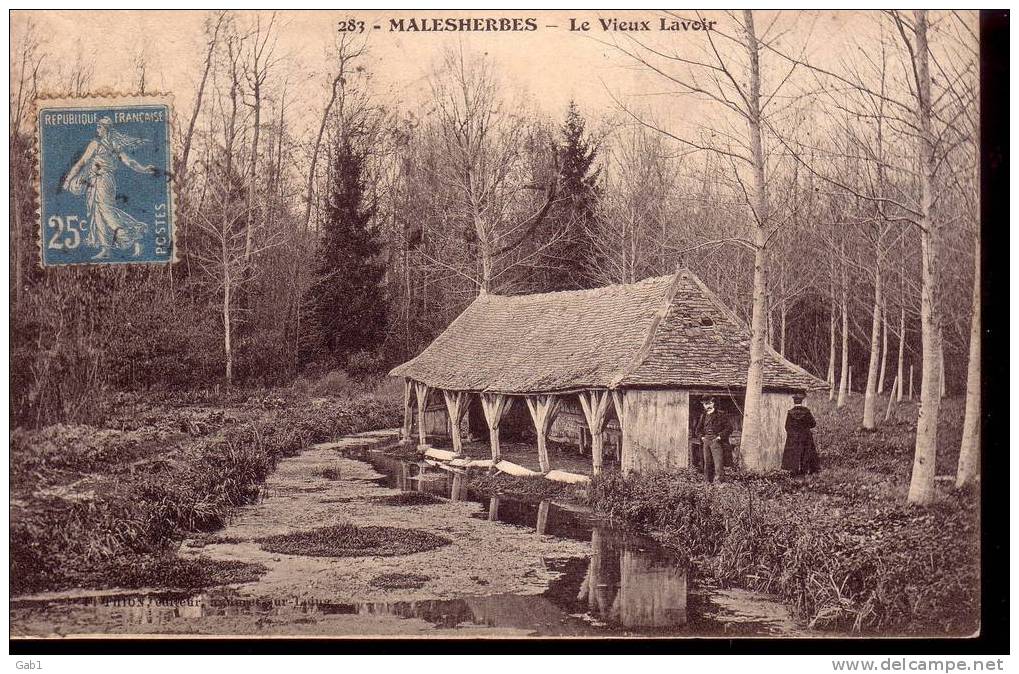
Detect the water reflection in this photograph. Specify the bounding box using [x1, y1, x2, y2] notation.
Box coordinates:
[12, 452, 792, 637]
[366, 452, 690, 630]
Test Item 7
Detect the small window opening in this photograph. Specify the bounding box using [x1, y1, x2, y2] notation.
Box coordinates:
[699, 317, 714, 327]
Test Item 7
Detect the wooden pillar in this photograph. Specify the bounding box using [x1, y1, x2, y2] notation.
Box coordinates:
[414, 381, 430, 449]
[451, 473, 466, 501]
[488, 495, 500, 522]
[401, 378, 414, 443]
[481, 393, 514, 463]
[525, 394, 561, 473]
[579, 390, 612, 476]
[536, 499, 550, 535]
[442, 390, 470, 457]
[611, 390, 627, 434]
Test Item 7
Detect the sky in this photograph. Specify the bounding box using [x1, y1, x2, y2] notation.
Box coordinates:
[12, 10, 977, 141]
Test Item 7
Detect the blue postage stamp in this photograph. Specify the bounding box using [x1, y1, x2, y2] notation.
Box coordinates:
[36, 95, 175, 266]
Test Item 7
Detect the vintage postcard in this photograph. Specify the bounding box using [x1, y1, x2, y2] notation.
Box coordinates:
[8, 9, 998, 649]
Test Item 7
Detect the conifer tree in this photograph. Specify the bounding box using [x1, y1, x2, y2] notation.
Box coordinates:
[304, 140, 387, 367]
[543, 101, 600, 291]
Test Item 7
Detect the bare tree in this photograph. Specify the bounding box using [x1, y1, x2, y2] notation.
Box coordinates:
[765, 10, 976, 502]
[429, 45, 558, 294]
[302, 33, 367, 232]
[604, 10, 812, 471]
[242, 11, 279, 262]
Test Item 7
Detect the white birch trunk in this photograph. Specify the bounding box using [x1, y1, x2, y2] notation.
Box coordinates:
[907, 10, 943, 506]
[828, 284, 837, 400]
[837, 278, 849, 408]
[863, 263, 883, 429]
[878, 303, 888, 394]
[738, 10, 770, 473]
[896, 305, 906, 401]
[956, 227, 981, 487]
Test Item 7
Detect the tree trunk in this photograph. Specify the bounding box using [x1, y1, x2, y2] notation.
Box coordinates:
[885, 374, 898, 421]
[245, 78, 261, 263]
[907, 10, 943, 506]
[878, 302, 888, 394]
[479, 235, 493, 294]
[401, 379, 413, 442]
[222, 263, 233, 385]
[956, 227, 980, 487]
[828, 283, 837, 400]
[896, 305, 906, 401]
[739, 10, 770, 473]
[939, 335, 947, 397]
[303, 74, 342, 231]
[863, 263, 883, 429]
[779, 300, 787, 357]
[837, 276, 849, 407]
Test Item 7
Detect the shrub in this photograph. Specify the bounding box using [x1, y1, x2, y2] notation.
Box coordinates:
[346, 349, 386, 380]
[586, 398, 980, 636]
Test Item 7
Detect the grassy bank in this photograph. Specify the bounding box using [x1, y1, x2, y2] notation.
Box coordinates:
[10, 385, 402, 595]
[588, 396, 979, 636]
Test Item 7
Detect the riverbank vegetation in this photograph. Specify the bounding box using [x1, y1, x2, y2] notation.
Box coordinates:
[10, 381, 401, 595]
[588, 396, 979, 636]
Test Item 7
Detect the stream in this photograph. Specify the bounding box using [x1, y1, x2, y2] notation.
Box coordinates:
[11, 431, 808, 638]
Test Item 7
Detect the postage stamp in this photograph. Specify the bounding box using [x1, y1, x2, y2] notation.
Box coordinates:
[36, 94, 175, 266]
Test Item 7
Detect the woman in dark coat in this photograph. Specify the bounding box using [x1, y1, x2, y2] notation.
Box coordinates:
[781, 394, 819, 475]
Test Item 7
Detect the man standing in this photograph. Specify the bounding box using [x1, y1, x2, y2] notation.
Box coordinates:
[694, 397, 732, 482]
[781, 394, 820, 475]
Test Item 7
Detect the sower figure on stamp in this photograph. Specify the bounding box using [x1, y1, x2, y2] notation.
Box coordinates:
[62, 116, 158, 260]
[693, 397, 732, 483]
[781, 394, 820, 475]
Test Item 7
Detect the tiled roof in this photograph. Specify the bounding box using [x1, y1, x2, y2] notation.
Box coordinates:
[389, 270, 827, 393]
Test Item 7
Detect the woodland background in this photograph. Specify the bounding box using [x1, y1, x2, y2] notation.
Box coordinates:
[10, 12, 980, 492]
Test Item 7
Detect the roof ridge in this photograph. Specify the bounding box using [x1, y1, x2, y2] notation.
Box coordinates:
[485, 273, 674, 301]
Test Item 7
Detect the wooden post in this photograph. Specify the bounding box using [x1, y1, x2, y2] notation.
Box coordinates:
[451, 473, 467, 501]
[909, 364, 914, 400]
[442, 390, 470, 457]
[481, 393, 514, 463]
[848, 366, 853, 395]
[401, 378, 414, 443]
[579, 390, 612, 476]
[414, 381, 430, 449]
[488, 496, 500, 522]
[611, 390, 627, 433]
[536, 499, 550, 536]
[525, 394, 562, 473]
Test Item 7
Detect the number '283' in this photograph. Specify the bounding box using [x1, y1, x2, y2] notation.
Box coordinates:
[337, 19, 365, 33]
